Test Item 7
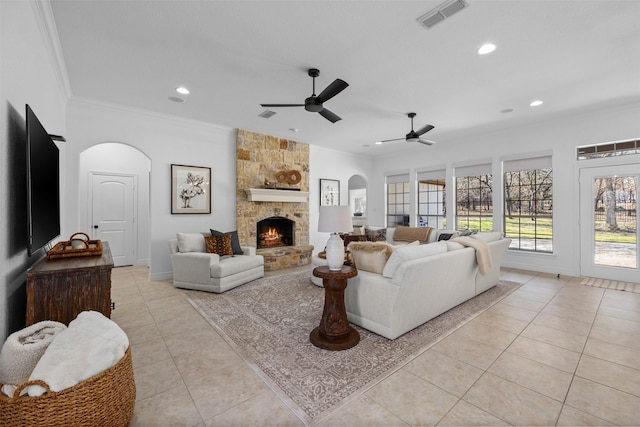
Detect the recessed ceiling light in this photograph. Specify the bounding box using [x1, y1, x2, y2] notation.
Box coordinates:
[289, 128, 300, 133]
[530, 100, 543, 107]
[477, 43, 496, 55]
[176, 86, 190, 95]
[375, 141, 382, 145]
[500, 108, 514, 114]
[168, 96, 185, 103]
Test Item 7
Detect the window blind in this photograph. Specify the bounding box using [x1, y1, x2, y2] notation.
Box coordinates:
[386, 173, 409, 184]
[454, 163, 491, 177]
[503, 156, 552, 172]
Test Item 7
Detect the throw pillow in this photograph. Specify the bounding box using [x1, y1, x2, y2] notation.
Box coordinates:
[437, 232, 459, 241]
[176, 232, 205, 253]
[459, 229, 477, 237]
[472, 231, 503, 243]
[347, 241, 394, 274]
[364, 227, 387, 242]
[210, 229, 243, 255]
[392, 226, 432, 243]
[204, 235, 234, 256]
[382, 241, 448, 278]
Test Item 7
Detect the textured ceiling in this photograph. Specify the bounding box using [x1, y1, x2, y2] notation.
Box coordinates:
[50, 0, 640, 155]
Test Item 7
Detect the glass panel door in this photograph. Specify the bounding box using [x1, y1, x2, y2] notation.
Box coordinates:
[580, 165, 639, 282]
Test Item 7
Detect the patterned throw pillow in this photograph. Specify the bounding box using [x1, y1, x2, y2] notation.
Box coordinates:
[205, 235, 234, 256]
[210, 229, 243, 255]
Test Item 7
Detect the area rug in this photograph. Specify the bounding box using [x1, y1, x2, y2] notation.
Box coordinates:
[581, 276, 640, 293]
[186, 271, 521, 425]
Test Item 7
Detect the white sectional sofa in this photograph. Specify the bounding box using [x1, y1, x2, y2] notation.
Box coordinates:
[343, 231, 511, 339]
[168, 232, 264, 293]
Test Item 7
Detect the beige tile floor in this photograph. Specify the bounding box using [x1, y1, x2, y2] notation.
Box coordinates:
[111, 265, 640, 426]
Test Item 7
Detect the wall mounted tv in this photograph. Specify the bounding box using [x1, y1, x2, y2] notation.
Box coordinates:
[26, 104, 60, 256]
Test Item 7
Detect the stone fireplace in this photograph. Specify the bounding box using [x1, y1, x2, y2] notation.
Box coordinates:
[236, 129, 313, 270]
[256, 216, 294, 249]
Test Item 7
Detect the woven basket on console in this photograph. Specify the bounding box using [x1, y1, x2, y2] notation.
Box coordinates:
[0, 347, 135, 427]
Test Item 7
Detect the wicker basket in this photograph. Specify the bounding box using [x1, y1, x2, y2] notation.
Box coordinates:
[0, 348, 135, 427]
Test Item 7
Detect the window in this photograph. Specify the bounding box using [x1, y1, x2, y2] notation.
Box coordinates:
[386, 174, 409, 227]
[503, 156, 553, 252]
[577, 138, 639, 160]
[417, 170, 446, 229]
[455, 164, 493, 231]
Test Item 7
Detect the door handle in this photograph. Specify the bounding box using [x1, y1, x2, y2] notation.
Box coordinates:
[93, 225, 99, 229]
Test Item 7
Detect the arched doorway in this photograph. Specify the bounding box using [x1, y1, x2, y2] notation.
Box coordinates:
[348, 174, 367, 228]
[79, 143, 151, 266]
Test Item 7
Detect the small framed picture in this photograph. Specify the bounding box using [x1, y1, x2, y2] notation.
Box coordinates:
[171, 164, 211, 214]
[320, 179, 340, 206]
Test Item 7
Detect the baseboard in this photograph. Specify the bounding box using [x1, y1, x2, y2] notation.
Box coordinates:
[150, 271, 173, 281]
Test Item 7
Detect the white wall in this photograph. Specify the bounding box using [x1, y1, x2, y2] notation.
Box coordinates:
[369, 102, 640, 277]
[0, 0, 69, 341]
[309, 146, 373, 253]
[65, 98, 236, 279]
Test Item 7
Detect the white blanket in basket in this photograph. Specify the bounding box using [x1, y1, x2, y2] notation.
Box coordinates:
[25, 311, 129, 397]
[0, 320, 67, 397]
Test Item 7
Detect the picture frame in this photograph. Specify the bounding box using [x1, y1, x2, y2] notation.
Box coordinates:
[171, 164, 211, 214]
[320, 179, 340, 206]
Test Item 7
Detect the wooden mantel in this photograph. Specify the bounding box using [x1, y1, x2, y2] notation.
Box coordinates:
[245, 188, 309, 203]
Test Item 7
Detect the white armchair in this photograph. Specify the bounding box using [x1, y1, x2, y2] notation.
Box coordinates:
[168, 233, 264, 293]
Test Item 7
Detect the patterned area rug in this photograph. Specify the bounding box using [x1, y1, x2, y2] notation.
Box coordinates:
[581, 276, 640, 293]
[186, 271, 520, 425]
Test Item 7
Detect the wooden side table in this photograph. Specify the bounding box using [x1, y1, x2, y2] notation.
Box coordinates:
[310, 265, 360, 350]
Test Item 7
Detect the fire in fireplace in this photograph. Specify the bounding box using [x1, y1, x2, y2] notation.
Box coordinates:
[256, 216, 294, 249]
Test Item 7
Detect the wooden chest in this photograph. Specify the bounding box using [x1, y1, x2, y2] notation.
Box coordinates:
[26, 242, 114, 325]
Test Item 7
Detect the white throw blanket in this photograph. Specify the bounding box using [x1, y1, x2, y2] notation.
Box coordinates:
[0, 320, 66, 397]
[25, 311, 129, 397]
[451, 236, 492, 275]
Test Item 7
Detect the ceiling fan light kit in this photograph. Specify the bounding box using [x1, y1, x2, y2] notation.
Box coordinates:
[260, 68, 348, 123]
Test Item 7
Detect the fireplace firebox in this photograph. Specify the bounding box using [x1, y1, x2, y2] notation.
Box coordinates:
[256, 217, 294, 249]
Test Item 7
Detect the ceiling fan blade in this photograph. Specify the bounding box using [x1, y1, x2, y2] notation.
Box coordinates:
[378, 137, 404, 143]
[416, 124, 435, 136]
[316, 79, 349, 104]
[418, 139, 436, 145]
[318, 108, 342, 123]
[260, 103, 305, 107]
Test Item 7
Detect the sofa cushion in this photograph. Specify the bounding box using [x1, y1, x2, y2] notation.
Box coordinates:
[445, 241, 465, 251]
[348, 241, 394, 274]
[205, 235, 234, 256]
[176, 232, 205, 253]
[392, 226, 432, 243]
[382, 241, 448, 278]
[472, 231, 503, 243]
[210, 255, 264, 278]
[210, 229, 243, 255]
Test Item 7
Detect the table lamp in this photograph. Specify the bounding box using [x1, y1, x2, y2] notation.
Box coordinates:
[318, 205, 353, 270]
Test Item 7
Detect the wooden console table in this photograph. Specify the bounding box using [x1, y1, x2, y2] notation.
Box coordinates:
[310, 265, 360, 350]
[26, 242, 114, 325]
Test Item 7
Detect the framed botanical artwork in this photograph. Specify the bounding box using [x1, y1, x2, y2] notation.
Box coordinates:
[171, 164, 211, 214]
[320, 179, 340, 206]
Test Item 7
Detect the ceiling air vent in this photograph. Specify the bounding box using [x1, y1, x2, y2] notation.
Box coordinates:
[258, 110, 276, 119]
[417, 0, 469, 29]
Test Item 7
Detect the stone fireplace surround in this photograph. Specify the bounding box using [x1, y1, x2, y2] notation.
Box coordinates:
[236, 129, 313, 271]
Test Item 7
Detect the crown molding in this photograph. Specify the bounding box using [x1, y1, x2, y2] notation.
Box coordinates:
[31, 0, 72, 99]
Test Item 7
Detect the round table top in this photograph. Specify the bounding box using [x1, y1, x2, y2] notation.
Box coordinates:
[313, 265, 357, 280]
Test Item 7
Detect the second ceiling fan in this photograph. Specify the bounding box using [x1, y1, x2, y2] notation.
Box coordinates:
[260, 68, 348, 123]
[379, 113, 436, 145]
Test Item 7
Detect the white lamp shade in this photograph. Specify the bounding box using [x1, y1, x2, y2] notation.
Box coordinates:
[318, 206, 353, 233]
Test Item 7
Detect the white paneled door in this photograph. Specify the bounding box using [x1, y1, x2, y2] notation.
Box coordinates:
[580, 164, 639, 283]
[91, 173, 136, 266]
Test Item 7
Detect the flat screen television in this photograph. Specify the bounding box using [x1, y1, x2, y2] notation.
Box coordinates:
[26, 104, 60, 256]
